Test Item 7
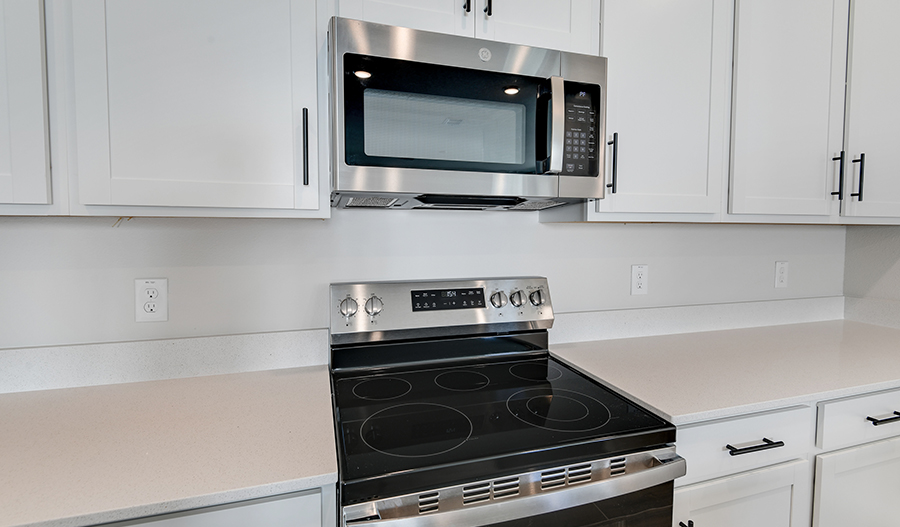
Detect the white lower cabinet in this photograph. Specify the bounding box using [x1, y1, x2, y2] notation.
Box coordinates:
[104, 490, 325, 527]
[814, 435, 900, 527]
[673, 458, 810, 527]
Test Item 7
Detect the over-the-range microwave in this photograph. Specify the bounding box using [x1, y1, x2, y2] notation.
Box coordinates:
[329, 17, 608, 211]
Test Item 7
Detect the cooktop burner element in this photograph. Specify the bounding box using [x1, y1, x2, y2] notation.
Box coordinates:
[434, 370, 490, 391]
[351, 377, 411, 400]
[510, 361, 563, 381]
[508, 387, 611, 432]
[360, 403, 473, 457]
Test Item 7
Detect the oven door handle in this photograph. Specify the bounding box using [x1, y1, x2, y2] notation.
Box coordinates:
[548, 76, 565, 174]
[343, 450, 686, 527]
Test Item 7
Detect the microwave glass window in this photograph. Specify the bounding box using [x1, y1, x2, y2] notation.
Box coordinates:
[363, 90, 526, 165]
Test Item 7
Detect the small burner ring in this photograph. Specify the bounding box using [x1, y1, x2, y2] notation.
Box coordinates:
[434, 370, 490, 392]
[509, 362, 563, 382]
[525, 394, 589, 422]
[352, 377, 412, 401]
[507, 388, 611, 432]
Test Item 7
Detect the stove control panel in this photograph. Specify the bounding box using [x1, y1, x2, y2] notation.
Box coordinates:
[330, 277, 553, 341]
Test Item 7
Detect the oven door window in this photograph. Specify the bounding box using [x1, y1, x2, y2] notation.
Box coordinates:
[488, 482, 673, 527]
[343, 53, 549, 174]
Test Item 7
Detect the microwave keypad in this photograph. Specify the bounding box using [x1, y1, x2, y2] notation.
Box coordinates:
[563, 94, 597, 176]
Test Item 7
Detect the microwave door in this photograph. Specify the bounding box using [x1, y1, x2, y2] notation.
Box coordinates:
[342, 53, 550, 178]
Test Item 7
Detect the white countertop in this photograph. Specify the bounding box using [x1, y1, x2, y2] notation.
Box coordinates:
[552, 320, 900, 426]
[0, 365, 337, 527]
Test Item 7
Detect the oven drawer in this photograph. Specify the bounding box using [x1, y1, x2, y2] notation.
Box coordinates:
[817, 387, 900, 451]
[676, 406, 813, 487]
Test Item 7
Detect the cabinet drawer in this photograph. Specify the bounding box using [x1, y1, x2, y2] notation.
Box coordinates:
[817, 387, 900, 451]
[676, 406, 813, 487]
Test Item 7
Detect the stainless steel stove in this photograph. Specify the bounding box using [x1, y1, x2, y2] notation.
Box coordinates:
[329, 277, 685, 526]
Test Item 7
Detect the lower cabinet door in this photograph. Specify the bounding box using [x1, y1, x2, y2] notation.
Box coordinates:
[672, 458, 810, 527]
[814, 434, 900, 527]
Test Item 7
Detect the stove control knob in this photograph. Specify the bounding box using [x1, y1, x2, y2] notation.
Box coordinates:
[509, 290, 525, 307]
[339, 297, 358, 318]
[365, 296, 384, 316]
[490, 291, 508, 308]
[529, 290, 545, 306]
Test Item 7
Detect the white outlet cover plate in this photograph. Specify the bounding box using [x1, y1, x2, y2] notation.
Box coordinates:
[135, 278, 168, 322]
[775, 261, 789, 288]
[631, 264, 648, 295]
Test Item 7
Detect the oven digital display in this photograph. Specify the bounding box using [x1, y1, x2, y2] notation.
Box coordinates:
[411, 288, 486, 311]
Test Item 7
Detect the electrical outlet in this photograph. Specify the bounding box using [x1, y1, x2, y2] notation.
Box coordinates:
[135, 278, 168, 322]
[775, 262, 789, 288]
[631, 264, 648, 295]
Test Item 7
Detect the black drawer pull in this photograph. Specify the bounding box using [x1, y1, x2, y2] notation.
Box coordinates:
[463, 0, 471, 13]
[867, 411, 900, 426]
[606, 132, 618, 193]
[679, 522, 694, 527]
[483, 0, 492, 16]
[851, 153, 865, 201]
[725, 438, 784, 456]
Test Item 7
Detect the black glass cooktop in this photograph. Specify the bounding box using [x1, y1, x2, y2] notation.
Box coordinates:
[333, 355, 674, 503]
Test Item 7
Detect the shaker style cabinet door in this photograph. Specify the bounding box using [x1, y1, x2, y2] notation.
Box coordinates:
[0, 0, 50, 205]
[593, 0, 728, 216]
[840, 0, 900, 218]
[474, 0, 599, 56]
[728, 0, 847, 217]
[70, 0, 319, 212]
[673, 459, 810, 527]
[813, 435, 900, 527]
[337, 0, 474, 37]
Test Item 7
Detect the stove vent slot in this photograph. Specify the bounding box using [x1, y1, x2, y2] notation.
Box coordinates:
[462, 483, 491, 505]
[610, 457, 627, 477]
[491, 476, 520, 499]
[540, 468, 567, 489]
[418, 492, 439, 514]
[567, 463, 593, 484]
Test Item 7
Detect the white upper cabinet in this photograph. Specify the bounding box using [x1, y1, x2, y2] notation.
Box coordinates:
[728, 0, 847, 218]
[69, 0, 322, 215]
[841, 0, 900, 219]
[337, 0, 600, 55]
[0, 0, 50, 205]
[593, 0, 729, 218]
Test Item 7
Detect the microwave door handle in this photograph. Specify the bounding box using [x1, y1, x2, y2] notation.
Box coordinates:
[549, 76, 565, 174]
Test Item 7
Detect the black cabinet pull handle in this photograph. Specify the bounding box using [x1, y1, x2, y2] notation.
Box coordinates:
[302, 108, 310, 186]
[851, 153, 865, 201]
[725, 437, 784, 456]
[679, 522, 694, 527]
[463, 0, 471, 13]
[606, 132, 618, 194]
[484, 0, 492, 16]
[867, 411, 900, 426]
[831, 151, 845, 201]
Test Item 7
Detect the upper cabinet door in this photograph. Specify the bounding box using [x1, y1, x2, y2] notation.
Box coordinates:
[595, 0, 727, 215]
[0, 0, 50, 205]
[841, 0, 900, 218]
[337, 0, 474, 37]
[71, 0, 319, 211]
[475, 0, 599, 56]
[728, 0, 847, 217]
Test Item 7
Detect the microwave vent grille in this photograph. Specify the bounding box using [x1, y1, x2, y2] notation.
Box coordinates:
[346, 196, 399, 208]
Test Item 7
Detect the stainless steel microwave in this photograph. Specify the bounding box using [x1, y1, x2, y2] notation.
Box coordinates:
[329, 17, 608, 211]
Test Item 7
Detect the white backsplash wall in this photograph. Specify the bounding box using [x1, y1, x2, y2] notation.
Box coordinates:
[0, 212, 845, 350]
[844, 226, 900, 328]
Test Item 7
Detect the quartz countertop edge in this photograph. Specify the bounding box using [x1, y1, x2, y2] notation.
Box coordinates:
[551, 320, 900, 426]
[0, 365, 337, 527]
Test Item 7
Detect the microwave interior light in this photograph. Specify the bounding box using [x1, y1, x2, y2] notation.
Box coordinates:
[504, 86, 520, 95]
[354, 70, 372, 79]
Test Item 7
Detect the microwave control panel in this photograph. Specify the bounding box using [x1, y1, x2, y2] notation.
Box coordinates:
[563, 86, 599, 177]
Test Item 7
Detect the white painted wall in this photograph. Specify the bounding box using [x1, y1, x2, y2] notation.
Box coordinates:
[844, 226, 900, 328]
[0, 212, 845, 350]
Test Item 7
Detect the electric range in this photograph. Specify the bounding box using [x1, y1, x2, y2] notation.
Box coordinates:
[329, 277, 685, 527]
